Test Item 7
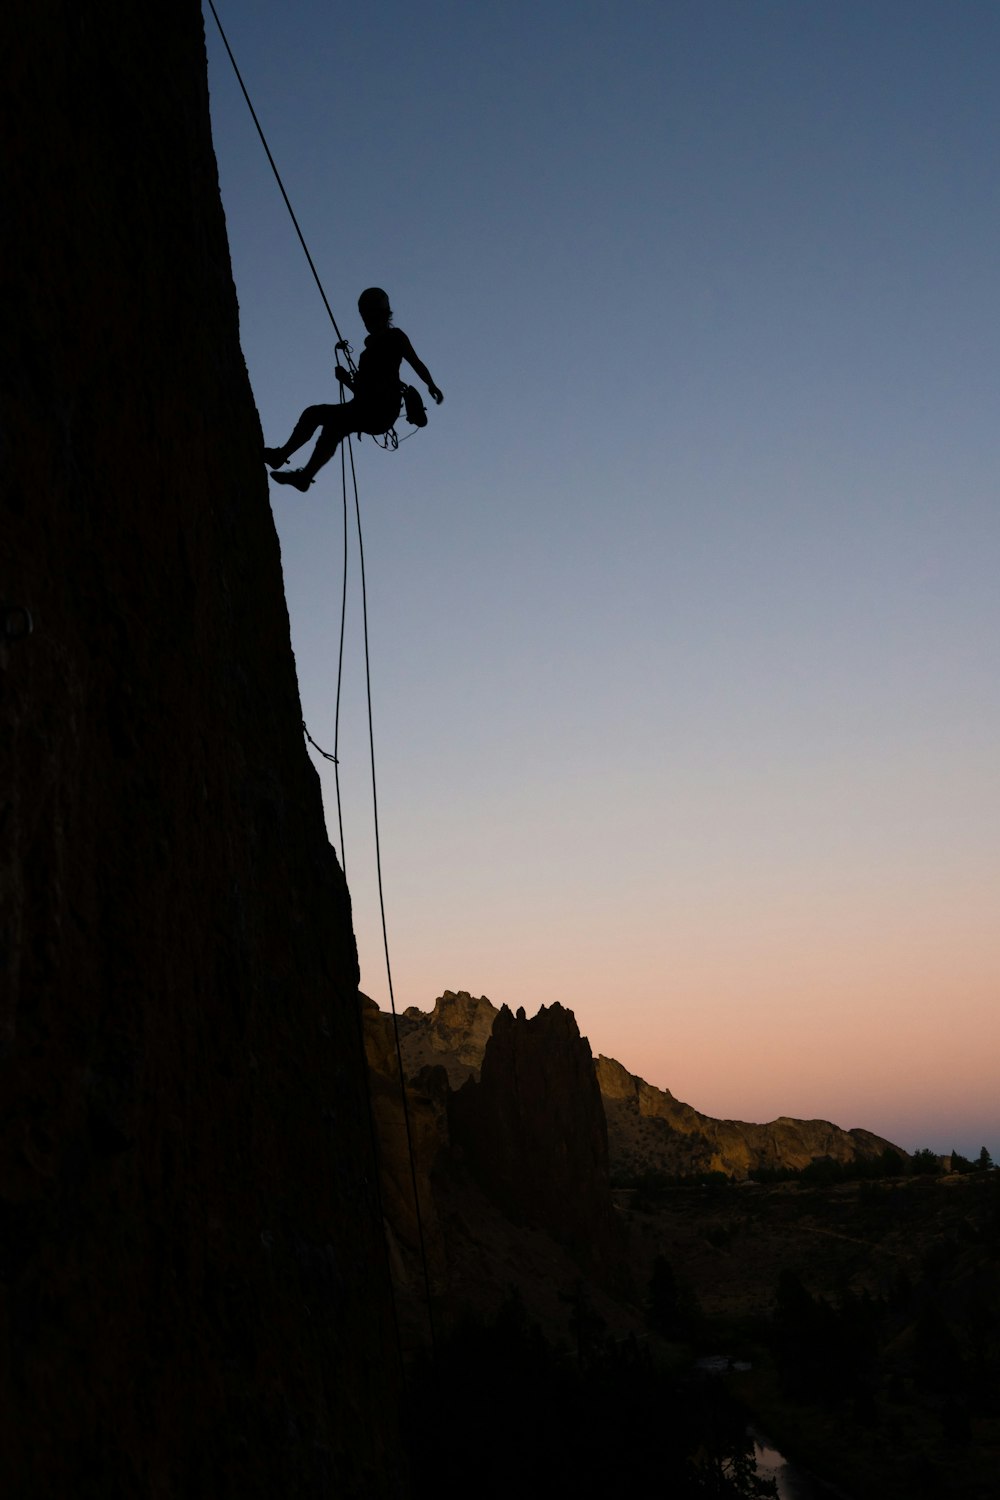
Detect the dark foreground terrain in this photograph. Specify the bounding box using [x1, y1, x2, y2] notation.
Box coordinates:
[620, 1170, 1000, 1500]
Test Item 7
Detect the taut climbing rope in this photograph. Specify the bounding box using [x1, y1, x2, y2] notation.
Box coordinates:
[206, 0, 346, 345]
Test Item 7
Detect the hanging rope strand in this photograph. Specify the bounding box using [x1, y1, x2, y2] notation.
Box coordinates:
[206, 0, 346, 344]
[332, 399, 351, 875]
[350, 443, 437, 1354]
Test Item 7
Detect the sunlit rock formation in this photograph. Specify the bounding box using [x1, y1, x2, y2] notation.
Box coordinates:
[397, 988, 499, 1085]
[595, 1054, 903, 1179]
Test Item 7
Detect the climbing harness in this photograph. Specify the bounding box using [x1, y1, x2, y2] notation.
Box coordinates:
[334, 338, 427, 450]
[208, 0, 437, 1356]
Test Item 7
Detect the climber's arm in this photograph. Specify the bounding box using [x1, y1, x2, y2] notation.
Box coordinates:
[400, 334, 443, 404]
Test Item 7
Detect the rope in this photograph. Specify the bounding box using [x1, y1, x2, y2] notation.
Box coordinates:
[209, 0, 436, 1355]
[349, 433, 438, 1355]
[206, 0, 346, 345]
[332, 416, 350, 874]
[327, 448, 406, 1377]
[302, 721, 337, 764]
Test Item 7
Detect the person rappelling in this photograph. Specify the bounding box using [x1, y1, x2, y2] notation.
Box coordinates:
[263, 287, 443, 490]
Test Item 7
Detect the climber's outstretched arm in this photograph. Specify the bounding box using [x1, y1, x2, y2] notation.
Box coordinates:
[400, 333, 443, 404]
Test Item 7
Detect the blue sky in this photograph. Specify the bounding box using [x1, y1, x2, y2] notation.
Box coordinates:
[205, 1, 999, 1158]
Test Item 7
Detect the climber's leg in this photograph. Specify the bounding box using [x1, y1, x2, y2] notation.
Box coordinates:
[270, 405, 355, 491]
[264, 404, 337, 468]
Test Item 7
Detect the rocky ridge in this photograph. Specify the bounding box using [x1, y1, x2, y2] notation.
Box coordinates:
[393, 990, 904, 1180]
[364, 988, 904, 1360]
[594, 1053, 900, 1179]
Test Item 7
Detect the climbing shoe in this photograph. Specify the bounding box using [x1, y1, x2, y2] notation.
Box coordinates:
[270, 469, 312, 492]
[263, 447, 287, 468]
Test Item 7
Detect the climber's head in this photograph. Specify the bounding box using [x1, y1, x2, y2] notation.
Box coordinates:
[358, 287, 392, 332]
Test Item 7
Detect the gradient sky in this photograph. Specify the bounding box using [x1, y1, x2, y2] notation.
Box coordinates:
[204, 1, 999, 1160]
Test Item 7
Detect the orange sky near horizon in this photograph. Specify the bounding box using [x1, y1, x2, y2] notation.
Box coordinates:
[381, 893, 999, 1159]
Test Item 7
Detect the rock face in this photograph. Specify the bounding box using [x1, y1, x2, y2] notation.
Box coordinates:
[2, 6, 401, 1496]
[449, 1004, 619, 1274]
[596, 1054, 903, 1179]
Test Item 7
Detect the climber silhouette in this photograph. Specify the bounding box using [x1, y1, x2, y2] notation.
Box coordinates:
[264, 287, 443, 490]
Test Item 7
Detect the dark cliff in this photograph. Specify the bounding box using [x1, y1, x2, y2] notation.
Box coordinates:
[2, 5, 402, 1495]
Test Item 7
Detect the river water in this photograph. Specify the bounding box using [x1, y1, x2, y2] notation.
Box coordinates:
[750, 1427, 852, 1500]
[692, 1358, 851, 1500]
